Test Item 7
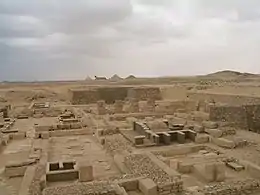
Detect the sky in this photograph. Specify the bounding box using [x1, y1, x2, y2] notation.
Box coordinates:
[1, 0, 260, 81]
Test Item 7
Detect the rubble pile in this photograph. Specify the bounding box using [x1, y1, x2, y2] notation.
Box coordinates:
[104, 134, 133, 154]
[200, 179, 260, 195]
[43, 181, 118, 195]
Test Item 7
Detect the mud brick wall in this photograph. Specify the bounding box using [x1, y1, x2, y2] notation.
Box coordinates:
[70, 89, 99, 105]
[200, 179, 260, 195]
[188, 92, 260, 106]
[127, 87, 162, 101]
[244, 104, 260, 133]
[209, 105, 248, 128]
[97, 87, 130, 104]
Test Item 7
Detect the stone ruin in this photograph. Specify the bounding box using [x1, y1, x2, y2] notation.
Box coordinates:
[45, 160, 93, 183]
[209, 104, 260, 133]
[131, 120, 197, 146]
[128, 98, 139, 113]
[70, 86, 162, 105]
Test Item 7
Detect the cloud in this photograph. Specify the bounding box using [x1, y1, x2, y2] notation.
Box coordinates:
[1, 0, 260, 81]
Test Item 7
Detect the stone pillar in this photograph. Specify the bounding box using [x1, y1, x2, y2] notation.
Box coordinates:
[114, 100, 124, 113]
[177, 131, 185, 144]
[78, 161, 93, 182]
[162, 132, 171, 145]
[129, 99, 139, 113]
[146, 98, 155, 112]
[97, 100, 106, 115]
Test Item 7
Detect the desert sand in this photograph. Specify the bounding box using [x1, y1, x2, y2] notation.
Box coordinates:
[1, 71, 260, 195]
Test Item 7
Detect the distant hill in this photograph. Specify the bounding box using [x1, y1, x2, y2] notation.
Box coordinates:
[206, 70, 258, 78]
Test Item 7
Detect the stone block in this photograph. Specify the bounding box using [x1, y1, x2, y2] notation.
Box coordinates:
[138, 178, 157, 195]
[215, 162, 225, 182]
[2, 135, 10, 146]
[195, 134, 209, 144]
[134, 136, 145, 145]
[162, 132, 171, 145]
[187, 130, 197, 141]
[70, 123, 81, 129]
[78, 161, 93, 182]
[41, 132, 49, 139]
[246, 162, 260, 179]
[177, 131, 185, 144]
[118, 178, 140, 191]
[193, 125, 204, 133]
[5, 165, 27, 178]
[177, 161, 193, 174]
[202, 121, 218, 129]
[204, 163, 215, 182]
[211, 137, 236, 149]
[205, 129, 223, 138]
[12, 132, 26, 140]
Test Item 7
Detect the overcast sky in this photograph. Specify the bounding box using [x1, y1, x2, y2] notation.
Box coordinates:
[1, 0, 260, 81]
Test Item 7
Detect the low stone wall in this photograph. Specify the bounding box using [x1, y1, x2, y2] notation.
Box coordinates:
[188, 92, 260, 106]
[209, 105, 247, 128]
[199, 179, 260, 195]
[124, 153, 183, 195]
[43, 181, 120, 195]
[70, 89, 100, 104]
[127, 87, 162, 101]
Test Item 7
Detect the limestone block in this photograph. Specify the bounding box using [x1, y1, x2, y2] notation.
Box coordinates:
[211, 137, 236, 149]
[96, 129, 104, 137]
[193, 125, 204, 133]
[12, 132, 26, 140]
[70, 123, 81, 129]
[5, 165, 27, 177]
[78, 161, 93, 182]
[215, 162, 226, 182]
[162, 132, 171, 145]
[40, 176, 46, 191]
[134, 136, 145, 145]
[41, 132, 49, 139]
[187, 130, 197, 141]
[245, 161, 260, 179]
[177, 131, 185, 144]
[118, 178, 140, 191]
[2, 135, 10, 146]
[195, 134, 209, 144]
[202, 121, 218, 129]
[204, 163, 215, 182]
[205, 129, 223, 138]
[138, 178, 157, 195]
[177, 161, 193, 174]
[62, 123, 70, 129]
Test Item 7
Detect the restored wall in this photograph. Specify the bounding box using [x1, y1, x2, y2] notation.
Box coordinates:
[209, 106, 247, 128]
[70, 89, 99, 105]
[127, 87, 162, 101]
[245, 104, 260, 133]
[188, 92, 260, 106]
[209, 104, 260, 132]
[98, 87, 130, 104]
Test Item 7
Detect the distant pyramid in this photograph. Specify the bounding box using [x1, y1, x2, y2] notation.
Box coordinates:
[110, 74, 123, 81]
[85, 76, 92, 81]
[125, 75, 136, 80]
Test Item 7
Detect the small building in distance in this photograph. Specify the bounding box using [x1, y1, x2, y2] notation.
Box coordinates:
[94, 76, 107, 81]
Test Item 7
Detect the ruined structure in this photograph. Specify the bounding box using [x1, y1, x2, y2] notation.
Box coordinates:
[70, 86, 162, 105]
[3, 72, 260, 195]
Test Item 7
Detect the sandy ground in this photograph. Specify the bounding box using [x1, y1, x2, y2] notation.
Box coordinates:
[1, 71, 260, 194]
